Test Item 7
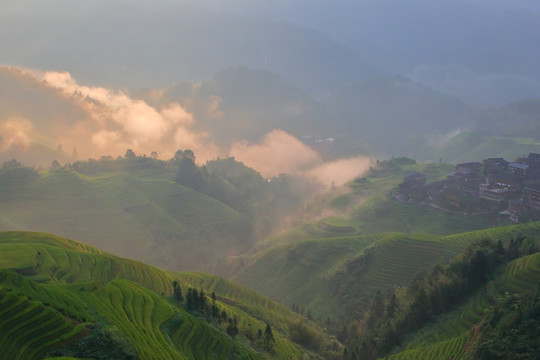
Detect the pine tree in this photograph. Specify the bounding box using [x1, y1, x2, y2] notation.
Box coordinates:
[226, 317, 239, 338]
[386, 292, 399, 318]
[264, 323, 275, 351]
[198, 289, 206, 312]
[172, 281, 183, 302]
[186, 288, 195, 310]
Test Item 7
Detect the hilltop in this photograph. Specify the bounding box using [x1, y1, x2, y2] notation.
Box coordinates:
[0, 231, 340, 359]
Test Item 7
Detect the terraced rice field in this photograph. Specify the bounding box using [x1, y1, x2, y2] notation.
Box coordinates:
[349, 193, 492, 236]
[364, 234, 453, 292]
[388, 333, 470, 360]
[116, 177, 241, 229]
[0, 231, 307, 360]
[0, 168, 243, 271]
[236, 219, 540, 321]
[389, 252, 540, 360]
[317, 217, 357, 235]
[442, 221, 540, 251]
[0, 289, 84, 360]
[233, 234, 384, 319]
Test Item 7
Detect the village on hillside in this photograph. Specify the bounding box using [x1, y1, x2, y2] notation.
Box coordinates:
[394, 153, 540, 223]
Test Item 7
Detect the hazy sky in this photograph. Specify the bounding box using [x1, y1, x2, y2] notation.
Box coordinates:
[2, 0, 539, 105]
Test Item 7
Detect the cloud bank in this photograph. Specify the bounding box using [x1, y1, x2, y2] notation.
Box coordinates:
[230, 129, 371, 186]
[1, 67, 370, 186]
[38, 70, 218, 161]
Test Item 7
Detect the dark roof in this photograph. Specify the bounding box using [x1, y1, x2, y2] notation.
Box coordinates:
[483, 158, 508, 165]
[490, 172, 521, 184]
[443, 185, 462, 196]
[508, 162, 530, 170]
[526, 153, 540, 166]
[456, 162, 482, 168]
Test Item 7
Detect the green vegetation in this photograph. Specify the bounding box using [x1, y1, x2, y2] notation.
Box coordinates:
[385, 252, 540, 360]
[0, 154, 310, 274]
[234, 157, 539, 322]
[0, 231, 338, 359]
[467, 285, 540, 359]
[341, 236, 538, 359]
[235, 221, 540, 321]
[2, 149, 540, 360]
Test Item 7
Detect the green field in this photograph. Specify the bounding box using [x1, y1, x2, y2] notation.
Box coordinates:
[232, 156, 540, 322]
[259, 160, 502, 252]
[0, 231, 334, 360]
[0, 165, 244, 273]
[387, 252, 540, 359]
[410, 132, 540, 164]
[234, 222, 540, 320]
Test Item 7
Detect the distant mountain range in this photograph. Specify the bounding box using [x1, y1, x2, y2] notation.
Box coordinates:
[0, 2, 380, 95]
[2, 0, 539, 104]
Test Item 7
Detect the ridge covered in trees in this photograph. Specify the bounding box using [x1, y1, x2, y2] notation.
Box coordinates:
[340, 235, 538, 359]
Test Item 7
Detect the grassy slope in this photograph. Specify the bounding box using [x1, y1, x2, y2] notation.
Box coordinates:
[449, 136, 540, 164]
[258, 161, 504, 252]
[233, 222, 540, 320]
[408, 131, 540, 164]
[0, 231, 320, 360]
[386, 252, 540, 360]
[234, 159, 527, 319]
[0, 166, 242, 272]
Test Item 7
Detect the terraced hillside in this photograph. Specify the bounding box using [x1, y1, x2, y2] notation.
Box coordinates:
[257, 159, 504, 252]
[387, 251, 540, 360]
[233, 222, 540, 320]
[0, 162, 245, 273]
[0, 231, 337, 360]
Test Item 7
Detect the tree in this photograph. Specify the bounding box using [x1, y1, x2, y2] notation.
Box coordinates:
[124, 149, 136, 159]
[183, 149, 195, 162]
[150, 151, 158, 160]
[186, 288, 195, 310]
[226, 317, 239, 338]
[371, 290, 385, 319]
[408, 288, 430, 329]
[172, 281, 183, 302]
[386, 292, 399, 318]
[198, 289, 207, 312]
[264, 323, 274, 351]
[2, 159, 21, 171]
[171, 149, 184, 163]
[175, 150, 206, 191]
[50, 160, 61, 170]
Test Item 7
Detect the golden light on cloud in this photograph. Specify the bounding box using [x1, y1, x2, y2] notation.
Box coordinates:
[1, 66, 371, 187]
[230, 129, 371, 186]
[307, 157, 372, 187]
[230, 129, 321, 177]
[0, 117, 34, 150]
[37, 70, 214, 161]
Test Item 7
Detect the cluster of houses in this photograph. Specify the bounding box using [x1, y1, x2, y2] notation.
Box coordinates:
[394, 153, 540, 222]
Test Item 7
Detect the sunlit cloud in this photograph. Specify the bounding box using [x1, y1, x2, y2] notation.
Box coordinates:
[37, 70, 213, 161]
[1, 66, 371, 187]
[308, 157, 372, 187]
[230, 129, 371, 186]
[230, 129, 321, 177]
[0, 117, 34, 150]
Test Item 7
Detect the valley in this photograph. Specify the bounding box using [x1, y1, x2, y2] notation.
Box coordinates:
[1, 1, 540, 359]
[1, 152, 539, 359]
